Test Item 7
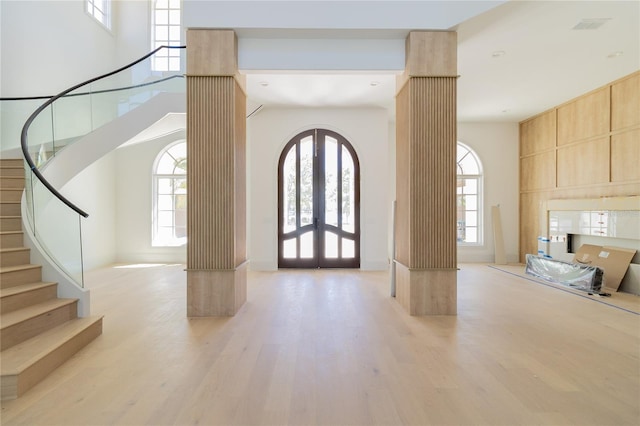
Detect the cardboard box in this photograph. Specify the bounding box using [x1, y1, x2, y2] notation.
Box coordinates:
[573, 244, 637, 292]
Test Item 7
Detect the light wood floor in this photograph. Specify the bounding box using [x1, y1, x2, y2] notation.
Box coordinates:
[1, 263, 639, 425]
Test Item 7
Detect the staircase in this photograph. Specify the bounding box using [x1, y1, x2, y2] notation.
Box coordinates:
[0, 158, 103, 400]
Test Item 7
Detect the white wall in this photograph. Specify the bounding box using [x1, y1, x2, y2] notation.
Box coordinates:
[115, 131, 187, 264]
[0, 0, 117, 97]
[458, 122, 520, 263]
[61, 151, 118, 270]
[248, 107, 390, 271]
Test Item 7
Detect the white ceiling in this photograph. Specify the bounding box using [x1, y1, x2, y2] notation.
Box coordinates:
[242, 0, 639, 122]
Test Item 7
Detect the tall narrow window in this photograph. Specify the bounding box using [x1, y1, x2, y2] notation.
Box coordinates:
[152, 0, 182, 71]
[153, 141, 187, 246]
[86, 0, 111, 29]
[457, 143, 483, 245]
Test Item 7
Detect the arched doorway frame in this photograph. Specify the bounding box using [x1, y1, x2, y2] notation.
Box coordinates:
[277, 128, 361, 268]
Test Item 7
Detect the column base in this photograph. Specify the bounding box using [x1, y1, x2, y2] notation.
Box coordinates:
[187, 262, 247, 317]
[395, 261, 457, 315]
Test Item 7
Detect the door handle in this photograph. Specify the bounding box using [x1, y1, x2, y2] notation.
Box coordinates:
[314, 217, 318, 229]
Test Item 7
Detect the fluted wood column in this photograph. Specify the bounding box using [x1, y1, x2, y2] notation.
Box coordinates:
[186, 29, 247, 316]
[395, 31, 458, 315]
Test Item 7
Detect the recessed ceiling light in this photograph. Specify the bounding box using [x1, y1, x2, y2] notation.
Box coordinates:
[492, 50, 506, 58]
[370, 81, 380, 87]
[259, 81, 269, 87]
[607, 51, 624, 58]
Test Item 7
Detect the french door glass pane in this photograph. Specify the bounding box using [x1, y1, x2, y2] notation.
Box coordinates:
[300, 232, 314, 258]
[341, 145, 355, 233]
[325, 231, 338, 258]
[342, 239, 355, 258]
[325, 137, 338, 227]
[300, 137, 314, 227]
[283, 146, 296, 233]
[283, 238, 296, 258]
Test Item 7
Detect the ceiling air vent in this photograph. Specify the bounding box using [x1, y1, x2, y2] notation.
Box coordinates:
[572, 18, 610, 30]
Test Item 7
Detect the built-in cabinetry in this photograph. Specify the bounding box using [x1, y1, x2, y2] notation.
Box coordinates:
[519, 71, 640, 261]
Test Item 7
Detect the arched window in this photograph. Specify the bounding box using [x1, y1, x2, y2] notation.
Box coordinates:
[457, 142, 483, 245]
[152, 141, 186, 246]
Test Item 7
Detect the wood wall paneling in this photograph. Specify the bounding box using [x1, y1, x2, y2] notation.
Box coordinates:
[557, 88, 610, 145]
[519, 192, 545, 258]
[611, 129, 640, 183]
[556, 137, 610, 188]
[611, 72, 640, 131]
[519, 71, 640, 263]
[187, 77, 236, 270]
[395, 83, 411, 266]
[234, 80, 247, 265]
[520, 151, 556, 191]
[409, 78, 457, 269]
[520, 110, 556, 156]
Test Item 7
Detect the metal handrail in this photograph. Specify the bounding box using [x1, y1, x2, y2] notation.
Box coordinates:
[19, 45, 186, 218]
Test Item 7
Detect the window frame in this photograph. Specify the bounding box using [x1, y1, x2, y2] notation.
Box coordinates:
[151, 0, 182, 72]
[456, 142, 483, 246]
[152, 140, 187, 247]
[86, 0, 112, 30]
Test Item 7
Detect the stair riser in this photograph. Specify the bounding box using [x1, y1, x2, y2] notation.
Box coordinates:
[0, 203, 21, 216]
[0, 190, 23, 203]
[1, 285, 57, 314]
[1, 267, 42, 289]
[0, 178, 25, 189]
[1, 301, 78, 351]
[0, 159, 24, 168]
[1, 318, 102, 401]
[0, 168, 25, 178]
[0, 217, 22, 232]
[0, 249, 30, 267]
[0, 233, 24, 249]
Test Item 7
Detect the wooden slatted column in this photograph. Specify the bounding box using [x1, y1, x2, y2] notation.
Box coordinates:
[394, 31, 458, 315]
[186, 29, 247, 316]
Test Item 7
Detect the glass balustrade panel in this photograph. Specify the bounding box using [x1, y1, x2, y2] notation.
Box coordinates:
[24, 103, 55, 168]
[31, 177, 84, 286]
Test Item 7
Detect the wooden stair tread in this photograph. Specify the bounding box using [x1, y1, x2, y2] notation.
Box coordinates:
[0, 264, 40, 274]
[0, 282, 57, 298]
[0, 247, 28, 254]
[0, 231, 23, 235]
[1, 298, 77, 330]
[0, 316, 102, 375]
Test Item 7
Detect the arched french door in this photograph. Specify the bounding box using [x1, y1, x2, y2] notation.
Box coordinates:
[278, 129, 360, 268]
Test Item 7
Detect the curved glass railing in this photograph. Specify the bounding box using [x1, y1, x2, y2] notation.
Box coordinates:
[15, 46, 186, 287]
